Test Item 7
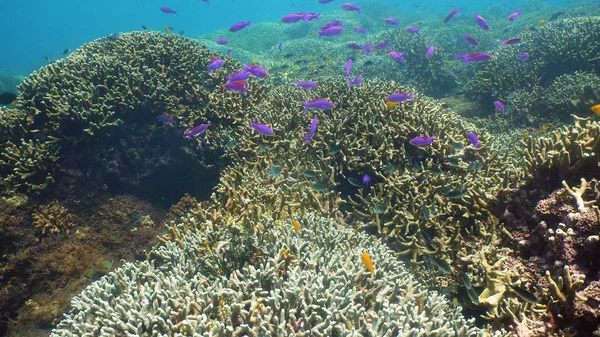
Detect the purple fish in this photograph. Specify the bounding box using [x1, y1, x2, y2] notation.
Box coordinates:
[302, 99, 335, 112]
[426, 44, 435, 57]
[216, 38, 229, 45]
[517, 53, 529, 61]
[160, 6, 177, 15]
[223, 80, 247, 94]
[456, 52, 492, 64]
[295, 81, 318, 90]
[319, 26, 345, 38]
[376, 40, 392, 49]
[341, 2, 361, 13]
[363, 43, 372, 56]
[494, 101, 505, 115]
[319, 0, 336, 3]
[347, 43, 363, 50]
[406, 26, 420, 34]
[386, 92, 413, 102]
[348, 76, 362, 88]
[278, 42, 283, 51]
[304, 13, 321, 21]
[323, 20, 343, 28]
[345, 59, 352, 77]
[466, 132, 479, 148]
[475, 14, 491, 30]
[362, 174, 371, 186]
[303, 116, 319, 144]
[185, 124, 209, 139]
[207, 58, 225, 73]
[409, 136, 435, 147]
[462, 34, 479, 46]
[228, 50, 233, 58]
[389, 51, 406, 64]
[384, 18, 399, 26]
[228, 70, 251, 81]
[229, 21, 252, 32]
[353, 26, 367, 34]
[444, 8, 460, 23]
[251, 122, 274, 136]
[502, 38, 522, 45]
[281, 13, 308, 23]
[157, 114, 174, 124]
[243, 64, 269, 78]
[507, 9, 520, 21]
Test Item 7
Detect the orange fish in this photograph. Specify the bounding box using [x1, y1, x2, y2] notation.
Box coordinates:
[523, 131, 530, 137]
[386, 101, 398, 108]
[251, 58, 258, 64]
[538, 19, 545, 24]
[591, 104, 600, 116]
[291, 219, 301, 232]
[164, 25, 170, 35]
[361, 253, 374, 273]
[10, 100, 15, 105]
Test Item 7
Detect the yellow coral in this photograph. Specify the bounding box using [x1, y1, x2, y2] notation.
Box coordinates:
[32, 201, 77, 235]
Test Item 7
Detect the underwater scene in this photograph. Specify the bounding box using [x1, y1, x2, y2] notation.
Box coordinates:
[1, 0, 600, 336]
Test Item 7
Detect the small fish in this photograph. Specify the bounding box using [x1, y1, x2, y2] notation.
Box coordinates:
[302, 169, 319, 178]
[250, 122, 274, 136]
[361, 253, 374, 273]
[223, 80, 248, 93]
[547, 11, 565, 22]
[517, 53, 529, 61]
[507, 8, 520, 21]
[345, 58, 352, 77]
[185, 124, 209, 139]
[347, 43, 363, 50]
[410, 136, 434, 147]
[467, 161, 483, 170]
[389, 51, 406, 64]
[348, 76, 361, 88]
[207, 58, 225, 73]
[280, 13, 309, 23]
[508, 284, 539, 303]
[463, 34, 479, 46]
[302, 99, 335, 112]
[374, 203, 387, 214]
[452, 142, 465, 149]
[348, 177, 362, 187]
[460, 272, 472, 288]
[523, 131, 530, 137]
[475, 13, 491, 30]
[328, 144, 342, 154]
[278, 42, 283, 51]
[386, 92, 413, 102]
[541, 124, 549, 134]
[341, 2, 361, 13]
[431, 256, 452, 274]
[362, 174, 371, 186]
[591, 104, 600, 116]
[243, 64, 269, 78]
[291, 219, 302, 232]
[467, 287, 479, 303]
[63, 48, 70, 56]
[494, 100, 505, 115]
[466, 132, 479, 148]
[319, 0, 336, 3]
[384, 18, 399, 26]
[445, 189, 465, 199]
[375, 40, 391, 49]
[322, 20, 343, 29]
[422, 205, 431, 221]
[160, 6, 177, 15]
[228, 70, 251, 81]
[295, 81, 318, 90]
[101, 259, 114, 271]
[502, 38, 522, 45]
[216, 38, 229, 45]
[456, 52, 492, 64]
[429, 166, 443, 174]
[0, 92, 17, 105]
[444, 8, 460, 23]
[426, 44, 435, 57]
[229, 21, 252, 32]
[386, 101, 398, 108]
[157, 114, 174, 124]
[353, 26, 367, 34]
[406, 26, 420, 34]
[363, 43, 372, 56]
[319, 26, 345, 38]
[83, 265, 94, 279]
[142, 25, 147, 30]
[311, 182, 329, 192]
[303, 116, 318, 144]
[268, 166, 282, 177]
[164, 25, 170, 35]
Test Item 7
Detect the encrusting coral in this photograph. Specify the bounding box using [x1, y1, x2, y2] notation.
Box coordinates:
[50, 213, 487, 337]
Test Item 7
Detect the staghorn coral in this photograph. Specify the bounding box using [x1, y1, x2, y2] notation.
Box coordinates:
[521, 115, 600, 180]
[50, 213, 485, 336]
[32, 201, 77, 236]
[467, 16, 600, 104]
[0, 138, 59, 193]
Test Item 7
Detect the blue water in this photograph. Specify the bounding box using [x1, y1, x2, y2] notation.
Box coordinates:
[2, 0, 574, 75]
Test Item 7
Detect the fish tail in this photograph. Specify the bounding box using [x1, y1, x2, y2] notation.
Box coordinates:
[302, 102, 309, 112]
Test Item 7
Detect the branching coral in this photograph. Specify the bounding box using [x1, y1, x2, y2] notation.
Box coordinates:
[32, 201, 77, 236]
[50, 213, 484, 336]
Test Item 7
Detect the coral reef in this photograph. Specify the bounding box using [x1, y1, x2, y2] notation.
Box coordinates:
[50, 213, 484, 336]
[32, 201, 77, 236]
